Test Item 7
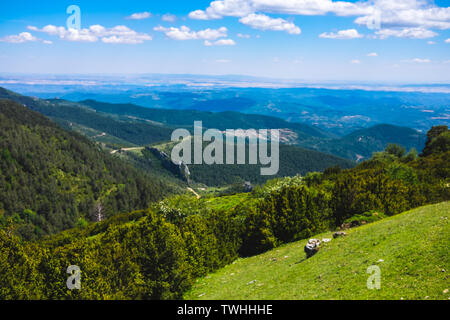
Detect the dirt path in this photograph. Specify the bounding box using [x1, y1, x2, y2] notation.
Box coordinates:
[187, 187, 201, 199]
[110, 147, 145, 155]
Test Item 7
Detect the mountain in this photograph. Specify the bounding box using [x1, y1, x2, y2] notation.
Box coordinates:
[185, 202, 450, 300]
[179, 144, 355, 186]
[0, 88, 427, 164]
[301, 124, 427, 161]
[78, 99, 333, 140]
[73, 100, 428, 162]
[0, 98, 176, 239]
[0, 88, 356, 188]
[0, 87, 173, 147]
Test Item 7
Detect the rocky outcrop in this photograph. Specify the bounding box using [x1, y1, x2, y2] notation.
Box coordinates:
[243, 181, 253, 193]
[333, 231, 347, 238]
[147, 147, 191, 183]
[304, 239, 321, 258]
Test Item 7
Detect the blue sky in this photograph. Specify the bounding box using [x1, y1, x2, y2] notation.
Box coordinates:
[0, 0, 449, 82]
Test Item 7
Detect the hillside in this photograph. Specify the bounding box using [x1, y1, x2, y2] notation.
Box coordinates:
[140, 142, 355, 186]
[73, 100, 428, 162]
[0, 88, 428, 165]
[0, 128, 448, 299]
[186, 144, 355, 186]
[0, 99, 176, 239]
[79, 99, 332, 140]
[302, 124, 427, 161]
[185, 202, 450, 300]
[0, 87, 173, 146]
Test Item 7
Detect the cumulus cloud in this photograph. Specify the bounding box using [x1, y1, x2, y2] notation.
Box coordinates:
[204, 39, 236, 46]
[239, 13, 301, 34]
[189, 0, 450, 38]
[126, 12, 152, 20]
[375, 27, 438, 39]
[0, 32, 39, 43]
[367, 52, 378, 56]
[354, 0, 450, 30]
[446, 38, 450, 43]
[27, 25, 152, 44]
[189, 0, 371, 20]
[319, 29, 363, 39]
[162, 14, 177, 22]
[154, 25, 228, 40]
[351, 59, 361, 64]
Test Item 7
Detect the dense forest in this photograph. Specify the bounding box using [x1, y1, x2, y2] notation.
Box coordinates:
[0, 99, 176, 240]
[187, 144, 355, 185]
[0, 125, 448, 299]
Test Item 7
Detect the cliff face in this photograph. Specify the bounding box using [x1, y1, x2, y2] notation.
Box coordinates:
[147, 147, 191, 183]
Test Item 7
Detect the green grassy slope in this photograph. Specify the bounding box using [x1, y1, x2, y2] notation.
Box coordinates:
[185, 202, 450, 300]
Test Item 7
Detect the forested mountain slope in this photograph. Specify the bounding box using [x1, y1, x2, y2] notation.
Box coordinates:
[301, 124, 427, 161]
[0, 99, 176, 239]
[0, 87, 173, 146]
[79, 99, 332, 140]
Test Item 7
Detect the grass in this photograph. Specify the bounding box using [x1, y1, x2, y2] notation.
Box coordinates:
[185, 202, 450, 300]
[201, 193, 251, 211]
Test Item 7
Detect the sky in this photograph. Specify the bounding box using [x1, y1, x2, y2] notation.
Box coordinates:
[0, 0, 449, 82]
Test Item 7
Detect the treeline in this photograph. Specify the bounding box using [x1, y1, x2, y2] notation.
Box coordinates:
[0, 99, 176, 239]
[0, 126, 448, 299]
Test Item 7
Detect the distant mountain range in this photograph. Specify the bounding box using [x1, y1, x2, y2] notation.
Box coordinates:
[0, 87, 427, 163]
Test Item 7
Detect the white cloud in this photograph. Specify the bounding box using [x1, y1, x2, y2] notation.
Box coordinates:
[28, 25, 152, 44]
[189, 0, 450, 37]
[102, 34, 152, 44]
[375, 27, 438, 39]
[189, 0, 371, 20]
[355, 0, 450, 30]
[367, 52, 378, 57]
[0, 32, 39, 43]
[403, 58, 431, 63]
[446, 38, 450, 43]
[205, 39, 236, 46]
[216, 59, 231, 63]
[351, 59, 361, 64]
[319, 29, 363, 39]
[154, 25, 228, 40]
[237, 33, 251, 38]
[189, 0, 254, 20]
[427, 40, 436, 44]
[126, 12, 152, 20]
[239, 13, 301, 34]
[162, 14, 177, 22]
